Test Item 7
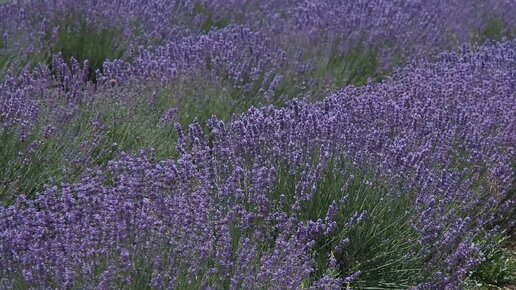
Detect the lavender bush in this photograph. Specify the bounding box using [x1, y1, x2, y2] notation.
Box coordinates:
[1, 0, 515, 86]
[2, 37, 515, 288]
[1, 0, 515, 289]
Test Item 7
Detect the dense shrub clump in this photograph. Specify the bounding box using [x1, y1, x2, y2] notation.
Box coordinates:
[0, 0, 515, 289]
[1, 40, 514, 288]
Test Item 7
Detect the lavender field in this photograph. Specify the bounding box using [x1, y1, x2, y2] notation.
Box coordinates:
[0, 1, 515, 289]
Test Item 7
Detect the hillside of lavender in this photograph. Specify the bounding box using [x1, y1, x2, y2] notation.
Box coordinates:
[1, 1, 515, 289]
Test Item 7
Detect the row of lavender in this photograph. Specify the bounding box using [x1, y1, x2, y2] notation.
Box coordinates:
[2, 0, 515, 136]
[1, 38, 515, 288]
[1, 0, 515, 81]
[1, 0, 515, 288]
[3, 13, 515, 149]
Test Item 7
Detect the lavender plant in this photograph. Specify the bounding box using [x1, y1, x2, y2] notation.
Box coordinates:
[2, 0, 514, 90]
[1, 39, 514, 288]
[0, 0, 199, 75]
[0, 60, 235, 202]
[1, 0, 515, 289]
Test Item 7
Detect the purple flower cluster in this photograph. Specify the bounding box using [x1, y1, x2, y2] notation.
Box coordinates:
[1, 0, 515, 288]
[101, 25, 286, 96]
[277, 0, 515, 59]
[1, 38, 514, 288]
[0, 56, 93, 138]
[1, 0, 514, 88]
[97, 0, 516, 90]
[0, 0, 200, 62]
[0, 148, 324, 288]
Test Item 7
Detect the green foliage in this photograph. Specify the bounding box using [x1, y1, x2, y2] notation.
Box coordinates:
[0, 36, 16, 79]
[0, 115, 112, 204]
[475, 17, 514, 44]
[194, 2, 231, 33]
[0, 35, 4, 64]
[266, 43, 386, 104]
[296, 44, 385, 101]
[272, 160, 427, 288]
[48, 14, 126, 82]
[324, 47, 381, 88]
[0, 12, 127, 80]
[466, 233, 516, 289]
